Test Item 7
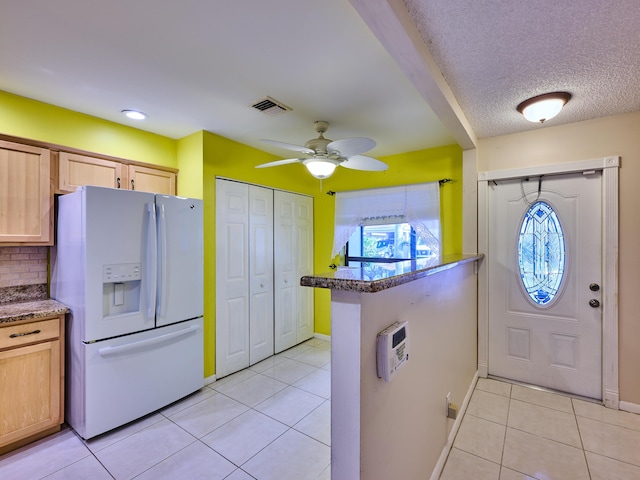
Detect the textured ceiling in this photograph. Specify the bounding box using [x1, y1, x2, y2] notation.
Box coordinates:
[403, 0, 640, 138]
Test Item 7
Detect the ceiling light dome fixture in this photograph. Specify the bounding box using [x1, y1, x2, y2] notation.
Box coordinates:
[517, 92, 571, 124]
[303, 157, 340, 179]
[121, 109, 148, 120]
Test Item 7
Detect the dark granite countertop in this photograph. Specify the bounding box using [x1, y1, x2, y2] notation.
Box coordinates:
[300, 253, 484, 293]
[0, 299, 70, 324]
[0, 284, 69, 324]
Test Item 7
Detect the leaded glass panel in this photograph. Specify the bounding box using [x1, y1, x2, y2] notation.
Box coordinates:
[518, 201, 566, 305]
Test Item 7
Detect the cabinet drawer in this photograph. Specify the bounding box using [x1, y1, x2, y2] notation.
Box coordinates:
[0, 319, 60, 350]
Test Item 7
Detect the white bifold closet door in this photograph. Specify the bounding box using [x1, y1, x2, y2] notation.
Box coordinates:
[274, 190, 314, 353]
[216, 179, 274, 378]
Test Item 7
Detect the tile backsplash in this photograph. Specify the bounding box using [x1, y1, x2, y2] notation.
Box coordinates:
[0, 246, 49, 288]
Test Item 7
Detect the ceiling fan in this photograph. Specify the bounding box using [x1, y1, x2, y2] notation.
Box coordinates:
[255, 121, 388, 179]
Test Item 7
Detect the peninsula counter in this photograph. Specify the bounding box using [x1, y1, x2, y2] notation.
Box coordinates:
[301, 253, 483, 480]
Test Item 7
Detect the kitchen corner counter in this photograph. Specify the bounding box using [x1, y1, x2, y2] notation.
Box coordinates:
[300, 253, 484, 293]
[0, 299, 70, 324]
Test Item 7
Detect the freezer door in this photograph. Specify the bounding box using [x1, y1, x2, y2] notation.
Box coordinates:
[155, 195, 204, 326]
[70, 318, 204, 439]
[83, 187, 157, 341]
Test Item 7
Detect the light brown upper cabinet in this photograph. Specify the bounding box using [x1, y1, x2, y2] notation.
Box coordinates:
[0, 140, 53, 245]
[58, 152, 125, 192]
[58, 152, 177, 195]
[129, 164, 176, 195]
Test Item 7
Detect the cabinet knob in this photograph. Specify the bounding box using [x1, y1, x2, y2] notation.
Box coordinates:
[117, 177, 121, 189]
[131, 179, 135, 190]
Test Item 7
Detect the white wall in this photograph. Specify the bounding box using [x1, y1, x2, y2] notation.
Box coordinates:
[477, 110, 640, 405]
[330, 262, 478, 479]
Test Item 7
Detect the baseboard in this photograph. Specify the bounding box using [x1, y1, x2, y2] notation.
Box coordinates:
[314, 332, 331, 342]
[429, 371, 479, 480]
[620, 401, 640, 415]
[204, 374, 217, 385]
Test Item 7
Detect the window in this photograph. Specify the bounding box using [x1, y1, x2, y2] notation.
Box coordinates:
[518, 201, 566, 305]
[332, 182, 441, 262]
[345, 222, 435, 266]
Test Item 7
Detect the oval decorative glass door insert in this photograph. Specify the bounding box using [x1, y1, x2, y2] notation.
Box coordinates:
[517, 201, 566, 305]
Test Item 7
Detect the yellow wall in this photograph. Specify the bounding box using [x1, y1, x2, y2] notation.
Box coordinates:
[478, 110, 640, 405]
[176, 131, 204, 198]
[0, 91, 463, 380]
[194, 132, 462, 376]
[0, 90, 176, 167]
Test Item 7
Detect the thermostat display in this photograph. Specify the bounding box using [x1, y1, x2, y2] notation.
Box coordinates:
[376, 321, 409, 382]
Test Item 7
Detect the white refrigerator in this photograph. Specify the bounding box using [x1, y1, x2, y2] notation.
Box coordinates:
[51, 186, 204, 439]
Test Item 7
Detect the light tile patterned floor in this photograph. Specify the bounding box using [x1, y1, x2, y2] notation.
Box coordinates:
[0, 338, 331, 480]
[3, 344, 639, 480]
[440, 378, 640, 480]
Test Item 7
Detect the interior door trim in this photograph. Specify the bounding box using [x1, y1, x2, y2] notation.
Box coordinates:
[477, 156, 620, 408]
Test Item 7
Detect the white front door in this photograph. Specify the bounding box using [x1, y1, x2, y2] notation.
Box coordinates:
[487, 171, 603, 399]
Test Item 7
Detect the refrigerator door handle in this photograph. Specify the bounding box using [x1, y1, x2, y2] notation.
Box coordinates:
[145, 202, 158, 320]
[98, 324, 201, 357]
[156, 203, 167, 317]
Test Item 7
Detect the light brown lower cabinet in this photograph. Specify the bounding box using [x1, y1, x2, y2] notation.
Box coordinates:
[0, 316, 64, 455]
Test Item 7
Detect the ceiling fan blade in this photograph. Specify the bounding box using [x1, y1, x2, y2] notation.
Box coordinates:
[339, 155, 388, 171]
[261, 139, 314, 155]
[327, 137, 376, 157]
[255, 158, 302, 169]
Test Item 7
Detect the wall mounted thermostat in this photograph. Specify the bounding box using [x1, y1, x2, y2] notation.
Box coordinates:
[376, 321, 409, 382]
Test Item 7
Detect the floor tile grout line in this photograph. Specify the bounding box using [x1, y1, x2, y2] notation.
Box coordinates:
[571, 398, 594, 479]
[127, 438, 201, 480]
[499, 387, 512, 470]
[574, 410, 640, 434]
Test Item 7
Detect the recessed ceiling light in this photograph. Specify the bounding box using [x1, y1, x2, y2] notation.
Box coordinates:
[121, 109, 148, 120]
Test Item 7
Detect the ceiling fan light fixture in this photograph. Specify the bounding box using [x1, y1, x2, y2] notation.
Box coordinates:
[517, 92, 571, 123]
[303, 158, 339, 179]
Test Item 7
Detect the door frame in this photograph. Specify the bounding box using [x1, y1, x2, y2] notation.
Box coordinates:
[477, 156, 620, 408]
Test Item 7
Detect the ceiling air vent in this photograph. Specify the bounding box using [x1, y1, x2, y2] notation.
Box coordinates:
[250, 96, 292, 116]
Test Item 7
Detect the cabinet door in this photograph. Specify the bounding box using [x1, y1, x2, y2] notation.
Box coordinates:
[58, 152, 124, 193]
[274, 191, 314, 352]
[215, 179, 251, 377]
[294, 194, 314, 343]
[249, 185, 274, 365]
[0, 339, 61, 448]
[274, 191, 298, 353]
[129, 165, 176, 195]
[0, 140, 52, 244]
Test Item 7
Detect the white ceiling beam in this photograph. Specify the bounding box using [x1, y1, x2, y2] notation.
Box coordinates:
[349, 0, 477, 150]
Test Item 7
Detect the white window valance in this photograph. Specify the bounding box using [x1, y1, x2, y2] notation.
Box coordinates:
[332, 182, 441, 258]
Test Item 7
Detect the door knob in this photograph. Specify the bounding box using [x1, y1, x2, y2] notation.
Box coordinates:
[589, 283, 600, 292]
[589, 299, 600, 308]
